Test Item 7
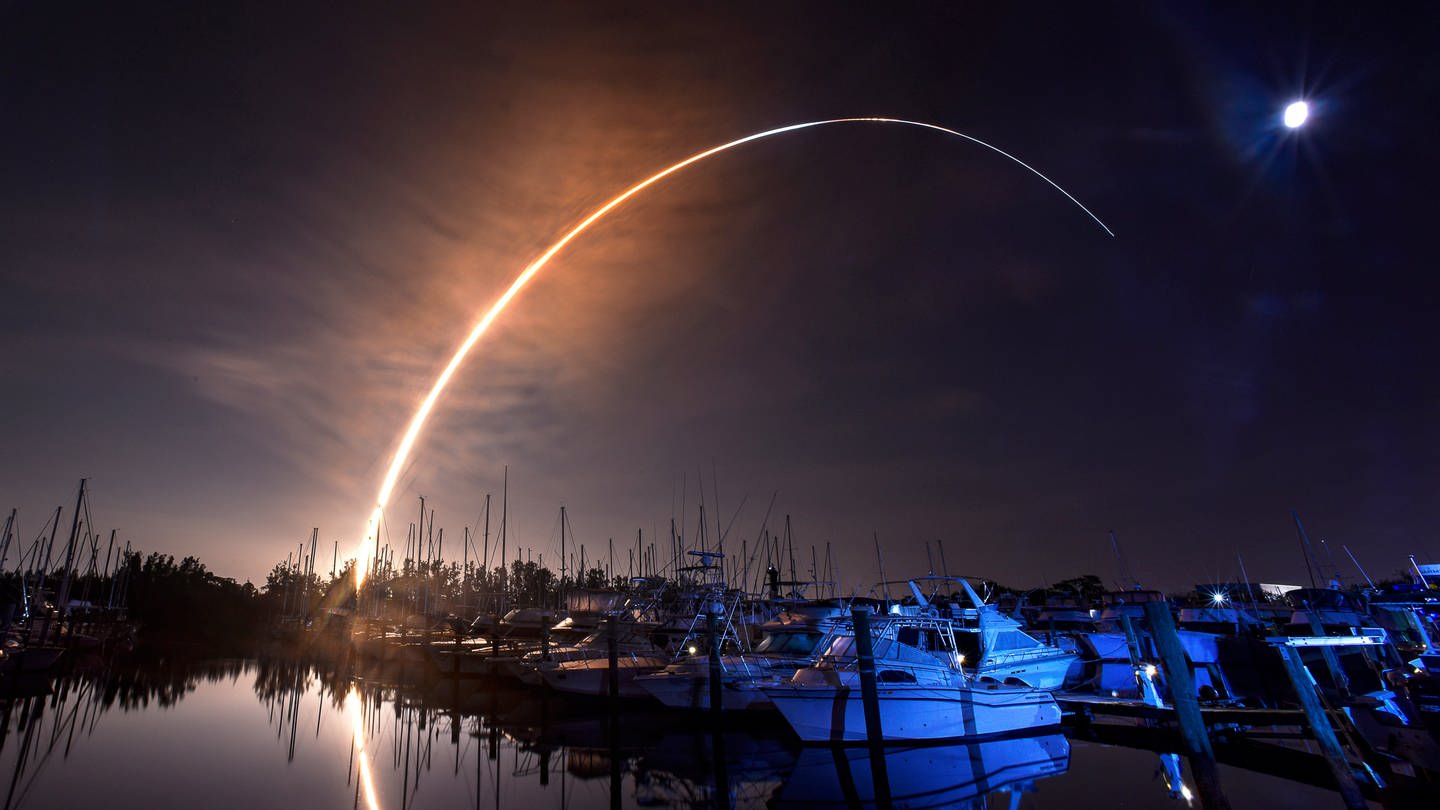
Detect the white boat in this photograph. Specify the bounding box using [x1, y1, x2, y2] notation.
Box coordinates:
[636, 603, 839, 711]
[762, 611, 1061, 742]
[515, 620, 670, 696]
[538, 651, 673, 698]
[923, 578, 1080, 689]
[497, 606, 568, 638]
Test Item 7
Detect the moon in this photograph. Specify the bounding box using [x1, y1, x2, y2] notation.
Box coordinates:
[1283, 100, 1309, 129]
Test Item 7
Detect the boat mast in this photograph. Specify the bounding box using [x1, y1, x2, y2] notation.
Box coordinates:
[54, 478, 87, 640]
[1342, 545, 1377, 589]
[0, 508, 14, 571]
[1291, 510, 1324, 590]
[1109, 529, 1140, 591]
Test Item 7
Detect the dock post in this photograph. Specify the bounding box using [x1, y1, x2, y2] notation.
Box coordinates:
[1302, 603, 1350, 697]
[1142, 601, 1212, 756]
[1143, 600, 1230, 810]
[850, 607, 893, 809]
[1276, 645, 1367, 810]
[606, 618, 622, 810]
[851, 608, 885, 743]
[609, 697, 622, 810]
[607, 615, 619, 701]
[706, 611, 724, 715]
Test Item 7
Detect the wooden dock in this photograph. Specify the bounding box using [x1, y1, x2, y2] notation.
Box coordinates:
[1058, 694, 1311, 729]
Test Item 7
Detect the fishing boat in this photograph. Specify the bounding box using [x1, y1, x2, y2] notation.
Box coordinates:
[924, 577, 1081, 689]
[761, 609, 1061, 742]
[496, 605, 569, 638]
[546, 588, 626, 642]
[1076, 589, 1244, 700]
[635, 600, 841, 711]
[516, 619, 671, 697]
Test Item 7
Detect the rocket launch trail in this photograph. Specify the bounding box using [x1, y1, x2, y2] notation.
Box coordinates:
[355, 117, 1113, 581]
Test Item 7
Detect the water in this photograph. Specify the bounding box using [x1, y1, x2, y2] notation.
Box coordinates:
[0, 654, 1369, 809]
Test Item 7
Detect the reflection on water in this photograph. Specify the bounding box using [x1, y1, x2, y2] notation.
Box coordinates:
[775, 735, 1069, 808]
[0, 651, 1364, 809]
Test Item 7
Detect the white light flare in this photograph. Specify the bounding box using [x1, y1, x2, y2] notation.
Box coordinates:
[1283, 100, 1309, 129]
[353, 118, 1115, 582]
[347, 687, 381, 810]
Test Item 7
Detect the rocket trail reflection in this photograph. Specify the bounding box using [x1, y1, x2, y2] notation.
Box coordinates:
[353, 117, 1115, 580]
[347, 688, 381, 810]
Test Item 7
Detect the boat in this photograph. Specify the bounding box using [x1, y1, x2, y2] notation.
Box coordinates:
[517, 619, 671, 697]
[635, 600, 841, 711]
[546, 588, 626, 642]
[1075, 589, 1244, 701]
[761, 609, 1061, 742]
[921, 577, 1081, 689]
[0, 639, 65, 675]
[496, 605, 569, 639]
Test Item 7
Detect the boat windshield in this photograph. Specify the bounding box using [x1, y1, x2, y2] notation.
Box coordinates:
[754, 632, 822, 655]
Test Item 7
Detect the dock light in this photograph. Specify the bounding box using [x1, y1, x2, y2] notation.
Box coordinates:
[1144, 664, 1158, 678]
[1283, 100, 1309, 129]
[688, 645, 698, 655]
[1210, 591, 1228, 606]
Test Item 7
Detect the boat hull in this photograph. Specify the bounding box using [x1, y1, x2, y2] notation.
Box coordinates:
[762, 682, 1060, 742]
[540, 656, 671, 699]
[636, 670, 778, 711]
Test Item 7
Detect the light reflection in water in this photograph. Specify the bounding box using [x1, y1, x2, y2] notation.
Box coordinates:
[347, 687, 381, 810]
[0, 653, 1376, 809]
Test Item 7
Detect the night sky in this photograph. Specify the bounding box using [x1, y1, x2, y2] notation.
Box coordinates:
[2, 2, 1436, 592]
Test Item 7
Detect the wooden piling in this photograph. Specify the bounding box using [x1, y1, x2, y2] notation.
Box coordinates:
[1143, 600, 1230, 810]
[1276, 645, 1367, 810]
[606, 615, 619, 701]
[706, 611, 724, 716]
[711, 726, 732, 810]
[1141, 601, 1213, 757]
[851, 608, 885, 743]
[1302, 606, 1351, 697]
[850, 608, 892, 809]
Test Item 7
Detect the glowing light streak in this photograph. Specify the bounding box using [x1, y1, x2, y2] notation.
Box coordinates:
[355, 118, 1114, 581]
[347, 688, 381, 810]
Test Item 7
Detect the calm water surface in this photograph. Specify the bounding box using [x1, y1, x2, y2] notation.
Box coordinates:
[0, 655, 1366, 809]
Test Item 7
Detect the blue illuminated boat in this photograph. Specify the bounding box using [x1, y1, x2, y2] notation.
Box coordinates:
[761, 609, 1061, 742]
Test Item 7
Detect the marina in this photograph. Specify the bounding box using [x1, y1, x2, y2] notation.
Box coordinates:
[2, 503, 1437, 809]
